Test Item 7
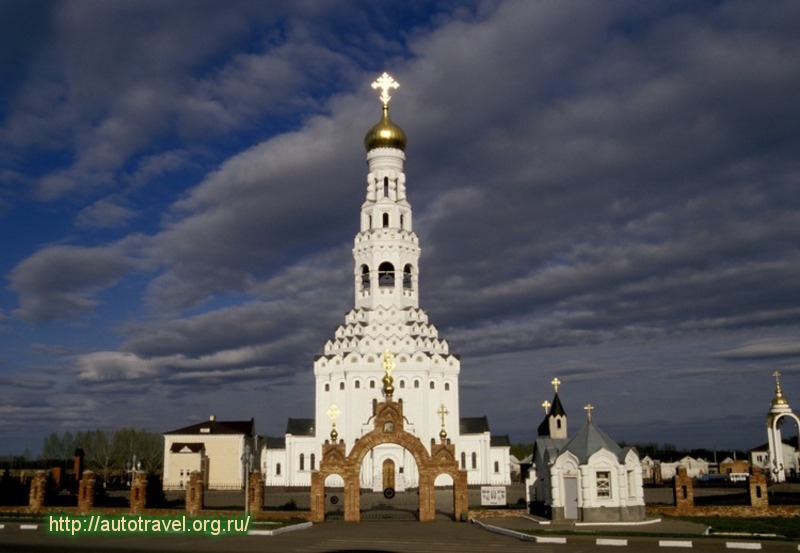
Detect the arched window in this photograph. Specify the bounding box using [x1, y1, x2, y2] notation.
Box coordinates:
[299, 454, 305, 471]
[471, 452, 477, 469]
[378, 262, 395, 287]
[460, 452, 466, 469]
[339, 382, 345, 390]
[445, 382, 450, 391]
[430, 381, 435, 390]
[382, 213, 389, 228]
[400, 214, 404, 229]
[414, 380, 419, 389]
[361, 265, 370, 290]
[383, 176, 389, 197]
[310, 454, 316, 471]
[494, 461, 499, 473]
[369, 380, 376, 389]
[403, 264, 413, 289]
[276, 463, 281, 476]
[324, 383, 330, 392]
[556, 419, 562, 429]
[399, 380, 405, 389]
[355, 380, 361, 389]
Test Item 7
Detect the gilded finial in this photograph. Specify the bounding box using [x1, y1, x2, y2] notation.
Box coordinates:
[584, 404, 594, 422]
[437, 404, 449, 443]
[772, 370, 789, 407]
[542, 400, 551, 414]
[551, 377, 561, 393]
[327, 404, 341, 442]
[371, 72, 400, 107]
[381, 349, 395, 398]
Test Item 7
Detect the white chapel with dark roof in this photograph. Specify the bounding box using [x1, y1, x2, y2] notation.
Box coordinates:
[261, 73, 511, 490]
[527, 379, 645, 522]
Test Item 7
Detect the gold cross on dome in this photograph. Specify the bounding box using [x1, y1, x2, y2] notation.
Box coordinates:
[327, 404, 341, 424]
[437, 404, 449, 427]
[584, 403, 594, 422]
[382, 349, 395, 377]
[542, 400, 551, 414]
[372, 72, 400, 106]
[551, 377, 561, 393]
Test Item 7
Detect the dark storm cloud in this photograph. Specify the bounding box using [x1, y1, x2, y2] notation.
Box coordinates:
[8, 242, 142, 321]
[2, 0, 799, 452]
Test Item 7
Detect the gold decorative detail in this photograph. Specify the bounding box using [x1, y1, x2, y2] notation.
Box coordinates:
[437, 404, 449, 443]
[327, 404, 341, 442]
[772, 370, 789, 406]
[381, 349, 395, 398]
[371, 72, 399, 107]
[551, 377, 561, 393]
[364, 72, 407, 151]
[542, 400, 551, 414]
[584, 403, 594, 422]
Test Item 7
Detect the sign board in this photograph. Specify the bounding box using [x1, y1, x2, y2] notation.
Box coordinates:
[480, 486, 507, 506]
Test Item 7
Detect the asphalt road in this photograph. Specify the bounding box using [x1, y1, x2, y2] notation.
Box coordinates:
[1, 519, 799, 553]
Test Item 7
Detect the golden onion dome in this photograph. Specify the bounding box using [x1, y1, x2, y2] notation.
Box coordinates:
[772, 394, 789, 407]
[364, 105, 407, 151]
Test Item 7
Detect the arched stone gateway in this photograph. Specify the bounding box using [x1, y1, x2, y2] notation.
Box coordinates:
[311, 398, 468, 522]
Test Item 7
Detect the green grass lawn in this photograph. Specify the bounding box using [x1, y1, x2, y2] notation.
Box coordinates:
[675, 516, 800, 540]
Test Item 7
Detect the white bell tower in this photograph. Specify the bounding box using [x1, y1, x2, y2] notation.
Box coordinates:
[354, 73, 418, 310]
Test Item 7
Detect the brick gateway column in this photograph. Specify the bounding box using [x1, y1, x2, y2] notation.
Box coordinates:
[130, 471, 147, 514]
[186, 471, 204, 516]
[673, 466, 694, 514]
[247, 470, 263, 514]
[28, 470, 47, 513]
[77, 470, 96, 514]
[749, 467, 769, 509]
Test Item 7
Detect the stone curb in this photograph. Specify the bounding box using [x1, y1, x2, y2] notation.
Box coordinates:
[248, 521, 312, 536]
[473, 519, 791, 550]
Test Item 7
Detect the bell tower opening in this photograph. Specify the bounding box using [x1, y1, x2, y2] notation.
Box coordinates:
[378, 262, 395, 287]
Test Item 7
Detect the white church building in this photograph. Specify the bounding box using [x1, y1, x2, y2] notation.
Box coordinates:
[262, 73, 511, 490]
[526, 381, 645, 522]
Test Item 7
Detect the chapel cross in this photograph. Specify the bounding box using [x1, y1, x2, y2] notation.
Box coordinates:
[372, 72, 400, 106]
[584, 403, 594, 422]
[542, 400, 551, 414]
[551, 377, 561, 393]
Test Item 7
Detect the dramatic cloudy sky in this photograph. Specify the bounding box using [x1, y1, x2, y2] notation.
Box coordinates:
[2, 0, 799, 456]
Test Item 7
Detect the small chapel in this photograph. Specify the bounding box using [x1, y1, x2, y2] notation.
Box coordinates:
[526, 379, 646, 522]
[261, 73, 511, 490]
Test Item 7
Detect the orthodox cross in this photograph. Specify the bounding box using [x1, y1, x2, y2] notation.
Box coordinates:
[372, 72, 399, 106]
[551, 377, 561, 393]
[584, 403, 594, 422]
[773, 370, 785, 397]
[437, 404, 449, 427]
[437, 404, 449, 443]
[327, 404, 341, 424]
[542, 400, 551, 414]
[327, 404, 341, 442]
[382, 349, 395, 377]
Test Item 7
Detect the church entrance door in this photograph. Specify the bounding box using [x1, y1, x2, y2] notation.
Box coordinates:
[382, 459, 395, 491]
[564, 477, 578, 519]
